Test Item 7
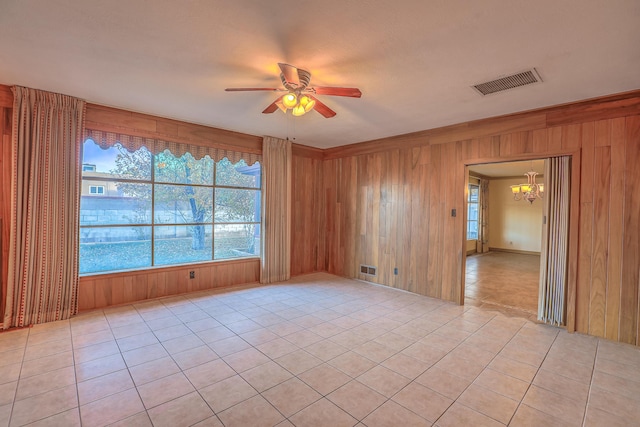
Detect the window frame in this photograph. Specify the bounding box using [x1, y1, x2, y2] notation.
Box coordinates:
[467, 183, 480, 241]
[79, 144, 261, 275]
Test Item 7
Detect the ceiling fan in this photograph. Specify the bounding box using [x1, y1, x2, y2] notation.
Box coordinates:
[225, 63, 362, 118]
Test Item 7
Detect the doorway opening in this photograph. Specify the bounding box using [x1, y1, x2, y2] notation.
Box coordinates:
[463, 159, 546, 320]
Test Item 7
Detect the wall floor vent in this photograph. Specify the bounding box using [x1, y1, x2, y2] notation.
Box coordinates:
[472, 69, 542, 96]
[360, 264, 377, 276]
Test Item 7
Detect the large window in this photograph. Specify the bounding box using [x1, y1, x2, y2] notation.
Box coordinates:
[467, 183, 479, 240]
[79, 139, 261, 274]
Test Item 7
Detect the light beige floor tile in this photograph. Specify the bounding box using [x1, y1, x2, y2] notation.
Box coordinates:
[298, 363, 352, 395]
[304, 339, 348, 361]
[116, 332, 159, 352]
[122, 343, 168, 367]
[239, 328, 279, 346]
[147, 391, 214, 427]
[275, 349, 322, 375]
[185, 317, 222, 333]
[77, 369, 134, 405]
[27, 328, 71, 346]
[0, 381, 16, 406]
[223, 347, 270, 372]
[191, 415, 224, 427]
[200, 374, 257, 413]
[283, 329, 324, 347]
[21, 350, 74, 379]
[392, 382, 453, 422]
[73, 340, 121, 364]
[256, 337, 299, 359]
[381, 353, 430, 379]
[195, 325, 236, 344]
[591, 370, 640, 397]
[15, 365, 76, 401]
[289, 398, 357, 427]
[217, 395, 284, 427]
[356, 365, 410, 397]
[595, 356, 640, 383]
[353, 341, 397, 363]
[75, 353, 126, 382]
[80, 388, 143, 426]
[457, 384, 517, 424]
[510, 404, 573, 427]
[208, 336, 251, 357]
[0, 363, 22, 386]
[161, 333, 205, 355]
[24, 339, 73, 361]
[363, 399, 430, 427]
[522, 385, 585, 426]
[434, 354, 485, 382]
[0, 403, 9, 427]
[240, 360, 293, 392]
[128, 356, 180, 386]
[488, 355, 538, 383]
[540, 354, 593, 384]
[26, 408, 81, 427]
[184, 358, 235, 389]
[263, 377, 322, 417]
[107, 411, 153, 427]
[583, 406, 632, 427]
[10, 384, 78, 426]
[329, 330, 370, 348]
[532, 368, 590, 403]
[436, 402, 503, 427]
[327, 380, 386, 420]
[473, 368, 529, 401]
[0, 348, 25, 369]
[72, 329, 115, 349]
[587, 386, 640, 421]
[137, 372, 195, 409]
[171, 345, 219, 370]
[328, 351, 377, 378]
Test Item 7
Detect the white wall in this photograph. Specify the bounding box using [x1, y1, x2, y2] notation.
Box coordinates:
[488, 177, 543, 253]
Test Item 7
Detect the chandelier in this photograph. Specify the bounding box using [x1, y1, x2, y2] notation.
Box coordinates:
[276, 92, 316, 117]
[510, 170, 544, 204]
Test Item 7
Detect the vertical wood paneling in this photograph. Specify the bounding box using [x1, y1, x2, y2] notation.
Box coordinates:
[605, 118, 626, 340]
[588, 139, 611, 337]
[621, 116, 640, 344]
[576, 122, 595, 333]
[78, 259, 260, 310]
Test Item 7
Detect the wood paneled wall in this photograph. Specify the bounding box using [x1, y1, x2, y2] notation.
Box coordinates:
[0, 85, 13, 320]
[78, 259, 260, 310]
[290, 144, 325, 276]
[323, 90, 640, 345]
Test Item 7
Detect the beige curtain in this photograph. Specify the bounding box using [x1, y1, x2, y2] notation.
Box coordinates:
[3, 87, 85, 329]
[538, 156, 571, 326]
[260, 136, 291, 283]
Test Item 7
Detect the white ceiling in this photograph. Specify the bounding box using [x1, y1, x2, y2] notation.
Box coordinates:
[469, 159, 545, 178]
[1, 1, 638, 149]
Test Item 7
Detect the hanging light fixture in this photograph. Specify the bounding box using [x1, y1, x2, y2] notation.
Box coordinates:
[279, 91, 316, 117]
[511, 169, 544, 204]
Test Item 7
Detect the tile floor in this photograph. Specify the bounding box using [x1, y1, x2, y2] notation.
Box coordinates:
[465, 252, 540, 321]
[0, 272, 639, 426]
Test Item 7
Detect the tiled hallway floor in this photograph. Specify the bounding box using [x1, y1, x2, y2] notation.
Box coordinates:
[1, 273, 639, 426]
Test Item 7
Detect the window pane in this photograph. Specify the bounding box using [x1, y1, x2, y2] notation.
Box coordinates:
[214, 224, 260, 259]
[155, 184, 213, 224]
[80, 182, 152, 225]
[467, 221, 479, 240]
[79, 226, 152, 274]
[215, 188, 260, 223]
[216, 158, 261, 188]
[82, 139, 152, 180]
[154, 225, 212, 266]
[468, 185, 479, 202]
[467, 204, 479, 221]
[155, 151, 213, 185]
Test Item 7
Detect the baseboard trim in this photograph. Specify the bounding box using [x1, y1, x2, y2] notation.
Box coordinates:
[488, 247, 541, 256]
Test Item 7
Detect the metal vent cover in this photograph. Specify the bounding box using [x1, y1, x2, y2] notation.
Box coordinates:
[360, 264, 377, 276]
[472, 69, 542, 96]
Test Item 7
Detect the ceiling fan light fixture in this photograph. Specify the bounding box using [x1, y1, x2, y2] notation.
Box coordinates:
[299, 95, 316, 112]
[292, 104, 307, 116]
[282, 92, 298, 109]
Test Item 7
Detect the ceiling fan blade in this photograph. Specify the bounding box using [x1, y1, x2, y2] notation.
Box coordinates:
[225, 88, 283, 92]
[308, 95, 336, 118]
[278, 63, 300, 86]
[310, 86, 362, 98]
[262, 95, 284, 114]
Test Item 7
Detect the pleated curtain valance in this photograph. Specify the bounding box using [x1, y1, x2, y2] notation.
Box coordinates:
[84, 128, 262, 165]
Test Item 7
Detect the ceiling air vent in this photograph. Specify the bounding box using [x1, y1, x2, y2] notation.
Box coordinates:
[472, 69, 542, 96]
